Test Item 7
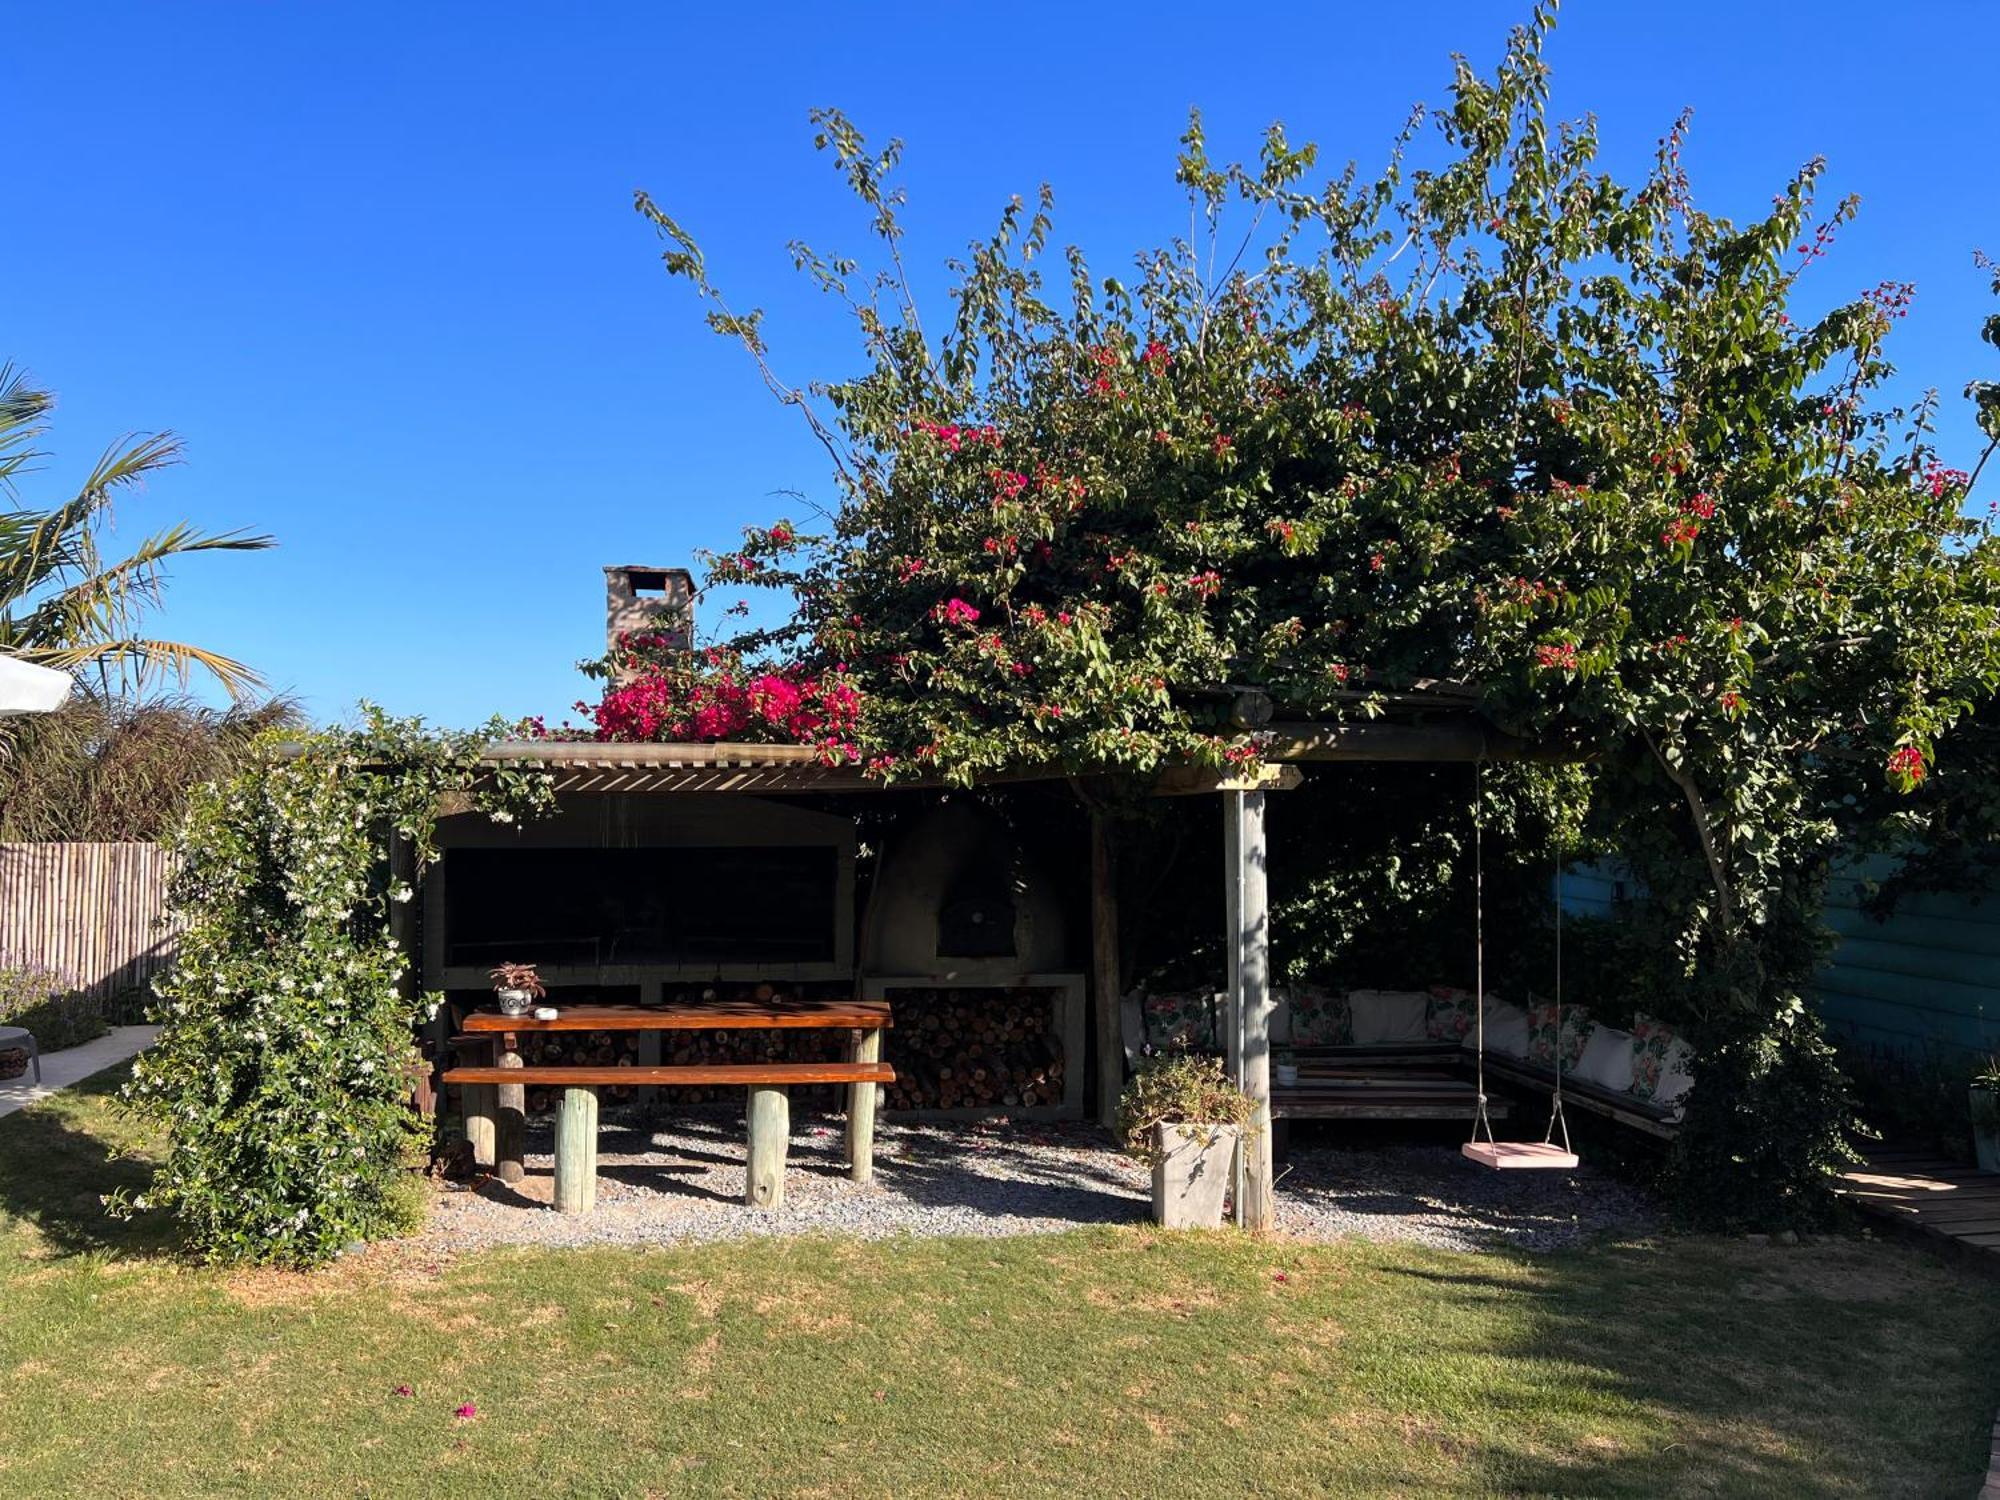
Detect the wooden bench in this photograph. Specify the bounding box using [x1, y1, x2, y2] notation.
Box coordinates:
[442, 1060, 897, 1213]
[1476, 1052, 1681, 1139]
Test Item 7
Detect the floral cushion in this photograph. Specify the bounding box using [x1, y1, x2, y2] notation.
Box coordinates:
[1631, 1013, 1694, 1104]
[1287, 986, 1352, 1046]
[1525, 997, 1592, 1071]
[1141, 990, 1223, 1053]
[1425, 986, 1481, 1043]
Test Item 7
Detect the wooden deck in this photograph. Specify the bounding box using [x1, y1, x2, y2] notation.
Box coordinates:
[1836, 1147, 2000, 1266]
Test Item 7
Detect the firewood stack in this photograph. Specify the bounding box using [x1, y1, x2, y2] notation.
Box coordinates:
[881, 987, 1064, 1112]
[521, 1031, 643, 1115]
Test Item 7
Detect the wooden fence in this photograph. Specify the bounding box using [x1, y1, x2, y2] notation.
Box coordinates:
[0, 842, 176, 1009]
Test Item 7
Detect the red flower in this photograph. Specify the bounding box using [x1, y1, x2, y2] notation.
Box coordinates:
[1534, 641, 1579, 671]
[1888, 745, 1926, 784]
[935, 598, 981, 627]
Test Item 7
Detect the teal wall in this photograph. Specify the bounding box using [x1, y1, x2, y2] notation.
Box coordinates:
[1817, 858, 2000, 1065]
[1558, 859, 2000, 1063]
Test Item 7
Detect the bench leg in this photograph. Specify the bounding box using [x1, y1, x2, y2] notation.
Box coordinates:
[495, 1040, 526, 1185]
[464, 1083, 497, 1168]
[1271, 1114, 1291, 1169]
[846, 1027, 882, 1184]
[745, 1084, 789, 1210]
[553, 1085, 599, 1215]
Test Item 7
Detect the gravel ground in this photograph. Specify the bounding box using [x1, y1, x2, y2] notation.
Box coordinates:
[421, 1107, 1656, 1255]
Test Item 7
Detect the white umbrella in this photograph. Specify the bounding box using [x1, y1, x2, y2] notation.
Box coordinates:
[0, 655, 74, 717]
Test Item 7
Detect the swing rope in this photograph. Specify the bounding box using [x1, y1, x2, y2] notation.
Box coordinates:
[1543, 863, 1573, 1155]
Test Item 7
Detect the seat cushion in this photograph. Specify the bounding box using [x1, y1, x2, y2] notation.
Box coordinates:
[1573, 1024, 1636, 1092]
[1425, 986, 1481, 1044]
[1526, 998, 1593, 1070]
[1630, 1013, 1692, 1101]
[1347, 989, 1431, 1045]
[1481, 999, 1532, 1058]
[1141, 990, 1223, 1053]
[1287, 987, 1353, 1046]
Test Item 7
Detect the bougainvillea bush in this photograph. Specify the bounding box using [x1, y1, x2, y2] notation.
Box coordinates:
[113, 710, 552, 1266]
[632, 6, 2000, 1224]
[577, 635, 862, 760]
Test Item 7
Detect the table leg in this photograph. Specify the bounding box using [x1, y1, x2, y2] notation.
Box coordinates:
[746, 1084, 789, 1210]
[846, 1027, 882, 1184]
[495, 1032, 525, 1185]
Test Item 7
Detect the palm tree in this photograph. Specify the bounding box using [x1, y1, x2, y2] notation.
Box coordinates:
[0, 363, 274, 698]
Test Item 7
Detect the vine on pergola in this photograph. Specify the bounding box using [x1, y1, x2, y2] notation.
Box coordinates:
[611, 5, 2000, 1223]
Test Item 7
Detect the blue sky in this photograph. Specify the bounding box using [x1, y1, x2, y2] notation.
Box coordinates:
[7, 3, 1995, 727]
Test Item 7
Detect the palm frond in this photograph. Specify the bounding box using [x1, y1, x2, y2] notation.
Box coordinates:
[20, 635, 267, 701]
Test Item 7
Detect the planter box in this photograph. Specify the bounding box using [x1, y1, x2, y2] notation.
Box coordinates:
[1972, 1086, 2000, 1175]
[1151, 1122, 1240, 1229]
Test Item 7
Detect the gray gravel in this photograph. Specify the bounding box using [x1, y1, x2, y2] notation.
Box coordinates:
[419, 1107, 1655, 1255]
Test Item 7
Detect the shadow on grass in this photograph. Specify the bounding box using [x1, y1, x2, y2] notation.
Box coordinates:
[0, 1065, 175, 1259]
[1383, 1239, 2000, 1496]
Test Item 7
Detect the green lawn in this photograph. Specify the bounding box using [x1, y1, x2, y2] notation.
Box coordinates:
[1, 1071, 1995, 1498]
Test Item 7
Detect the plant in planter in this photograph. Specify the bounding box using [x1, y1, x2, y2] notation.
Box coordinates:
[1117, 1051, 1257, 1229]
[488, 962, 545, 1017]
[1972, 1058, 2000, 1174]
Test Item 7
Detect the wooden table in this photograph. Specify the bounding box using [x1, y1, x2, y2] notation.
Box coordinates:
[457, 998, 893, 1194]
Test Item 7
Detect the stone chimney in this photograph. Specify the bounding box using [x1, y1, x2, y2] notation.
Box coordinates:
[604, 565, 694, 679]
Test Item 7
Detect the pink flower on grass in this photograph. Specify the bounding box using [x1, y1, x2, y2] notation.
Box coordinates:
[455, 1402, 479, 1420]
[392, 1384, 413, 1398]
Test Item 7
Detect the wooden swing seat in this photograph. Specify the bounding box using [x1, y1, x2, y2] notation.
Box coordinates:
[1461, 1140, 1580, 1171]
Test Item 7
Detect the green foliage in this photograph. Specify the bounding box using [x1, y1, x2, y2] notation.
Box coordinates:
[0, 692, 302, 842]
[1116, 1051, 1256, 1164]
[112, 707, 553, 1267]
[636, 6, 2000, 1228]
[0, 964, 106, 1051]
[0, 363, 274, 699]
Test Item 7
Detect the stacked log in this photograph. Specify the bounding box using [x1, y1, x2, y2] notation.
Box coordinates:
[882, 987, 1064, 1112]
[522, 1030, 642, 1114]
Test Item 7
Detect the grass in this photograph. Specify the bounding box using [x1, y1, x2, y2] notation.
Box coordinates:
[2, 1072, 1997, 1498]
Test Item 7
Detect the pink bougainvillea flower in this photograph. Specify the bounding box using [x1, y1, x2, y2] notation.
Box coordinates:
[392, 1384, 414, 1397]
[454, 1403, 478, 1420]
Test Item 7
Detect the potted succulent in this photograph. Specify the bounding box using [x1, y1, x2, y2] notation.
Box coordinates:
[488, 962, 545, 1017]
[1971, 1058, 2000, 1174]
[1117, 1051, 1257, 1229]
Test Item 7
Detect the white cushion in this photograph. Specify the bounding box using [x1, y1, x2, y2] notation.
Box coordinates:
[1480, 999, 1532, 1057]
[1651, 1037, 1696, 1109]
[1573, 1025, 1636, 1092]
[1347, 990, 1431, 1045]
[1268, 990, 1294, 1047]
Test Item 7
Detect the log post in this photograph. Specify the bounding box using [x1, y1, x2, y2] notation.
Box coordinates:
[552, 1085, 599, 1214]
[495, 1034, 526, 1185]
[846, 1027, 883, 1183]
[1089, 807, 1122, 1129]
[745, 1085, 790, 1209]
[1224, 788, 1276, 1230]
[464, 1037, 497, 1168]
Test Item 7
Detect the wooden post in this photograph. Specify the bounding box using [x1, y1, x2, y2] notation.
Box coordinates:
[553, 1085, 599, 1214]
[1089, 806, 1122, 1129]
[495, 1034, 526, 1185]
[635, 1028, 663, 1120]
[745, 1085, 790, 1210]
[464, 1037, 497, 1167]
[846, 1027, 882, 1183]
[1224, 788, 1276, 1230]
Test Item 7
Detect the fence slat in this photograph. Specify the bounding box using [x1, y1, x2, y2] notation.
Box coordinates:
[0, 842, 176, 1011]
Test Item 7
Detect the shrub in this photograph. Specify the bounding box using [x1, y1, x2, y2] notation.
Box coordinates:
[0, 963, 107, 1051]
[111, 708, 552, 1267]
[1116, 1052, 1256, 1165]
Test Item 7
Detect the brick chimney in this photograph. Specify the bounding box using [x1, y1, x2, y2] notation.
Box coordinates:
[604, 565, 694, 679]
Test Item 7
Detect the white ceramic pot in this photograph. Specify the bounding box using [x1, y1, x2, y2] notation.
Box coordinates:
[495, 987, 534, 1017]
[1275, 1063, 1299, 1088]
[1151, 1122, 1241, 1229]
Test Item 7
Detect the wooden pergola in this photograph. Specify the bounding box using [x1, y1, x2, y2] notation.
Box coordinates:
[433, 704, 1560, 1231]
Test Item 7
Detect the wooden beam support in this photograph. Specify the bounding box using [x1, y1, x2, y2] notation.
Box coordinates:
[846, 1027, 883, 1183]
[746, 1085, 790, 1210]
[552, 1085, 599, 1214]
[1089, 807, 1123, 1130]
[1224, 788, 1276, 1231]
